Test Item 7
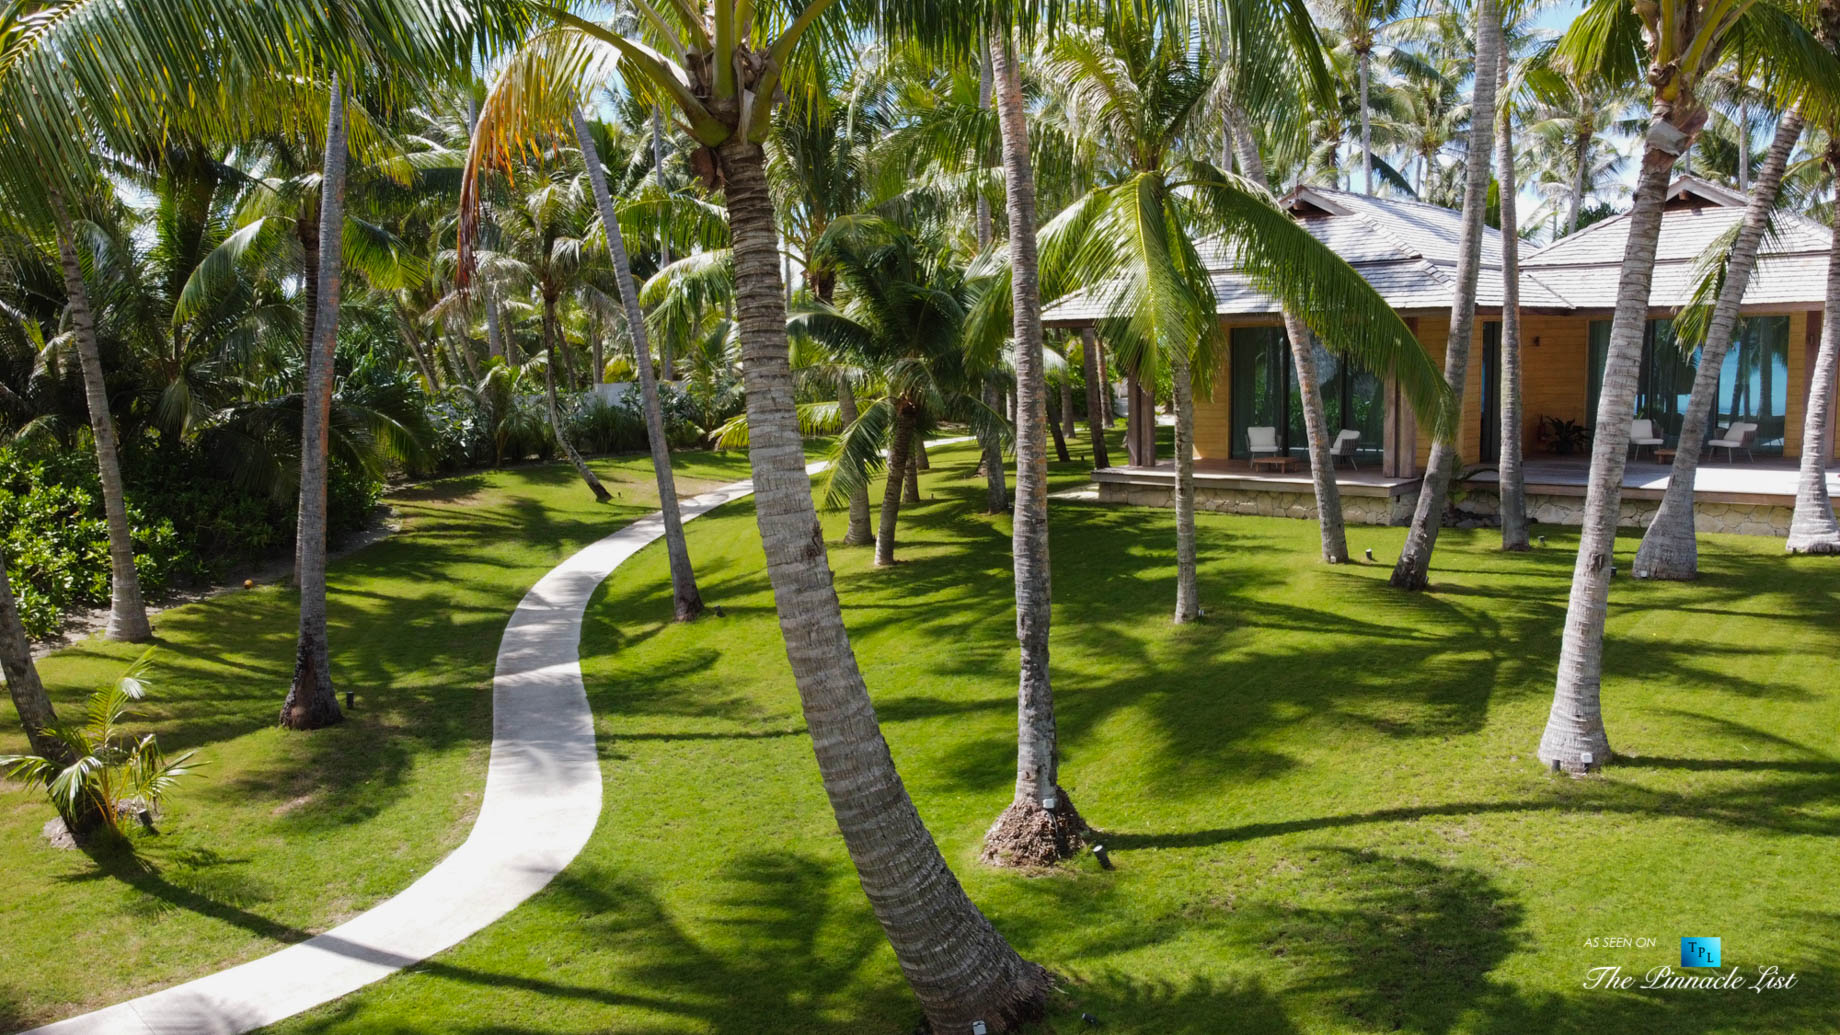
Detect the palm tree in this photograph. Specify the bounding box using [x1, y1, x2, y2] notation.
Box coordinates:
[45, 189, 152, 642]
[1318, 0, 1413, 196]
[980, 28, 1077, 871]
[1537, 0, 1837, 771]
[280, 78, 352, 731]
[1041, 15, 1448, 621]
[1496, 3, 1532, 551]
[1390, 0, 1501, 590]
[1079, 327, 1110, 467]
[572, 107, 704, 618]
[0, 550, 66, 768]
[1634, 111, 1805, 578]
[472, 9, 1050, 1027]
[466, 170, 614, 501]
[794, 217, 998, 565]
[1519, 57, 1637, 237]
[1788, 4, 1840, 554]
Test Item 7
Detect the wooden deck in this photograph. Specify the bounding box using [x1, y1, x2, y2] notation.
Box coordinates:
[1093, 458, 1420, 498]
[1469, 455, 1840, 505]
[1094, 455, 1840, 505]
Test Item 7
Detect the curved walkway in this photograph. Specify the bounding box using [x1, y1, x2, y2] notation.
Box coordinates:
[24, 472, 779, 1035]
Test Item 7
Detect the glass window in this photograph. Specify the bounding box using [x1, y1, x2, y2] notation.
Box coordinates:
[1230, 327, 1286, 459]
[1585, 315, 1790, 455]
[1716, 316, 1789, 454]
[1230, 325, 1385, 462]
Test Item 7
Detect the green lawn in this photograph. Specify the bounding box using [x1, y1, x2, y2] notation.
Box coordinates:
[266, 439, 1837, 1035]
[10, 439, 1840, 1033]
[0, 450, 760, 1029]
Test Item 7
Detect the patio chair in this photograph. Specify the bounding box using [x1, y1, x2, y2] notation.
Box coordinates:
[1629, 418, 1663, 460]
[1247, 426, 1279, 460]
[1330, 429, 1362, 469]
[1707, 422, 1757, 463]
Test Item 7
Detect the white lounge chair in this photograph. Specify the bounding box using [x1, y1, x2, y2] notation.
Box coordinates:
[1247, 426, 1279, 460]
[1330, 428, 1362, 469]
[1629, 418, 1663, 460]
[1707, 422, 1757, 462]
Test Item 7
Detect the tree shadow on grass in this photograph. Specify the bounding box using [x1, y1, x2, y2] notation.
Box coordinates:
[278, 854, 919, 1035]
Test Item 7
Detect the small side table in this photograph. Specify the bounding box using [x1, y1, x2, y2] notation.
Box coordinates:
[1251, 456, 1304, 473]
[1654, 448, 1677, 465]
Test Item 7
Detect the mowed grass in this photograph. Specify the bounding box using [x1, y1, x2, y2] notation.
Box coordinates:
[269, 438, 1840, 1035]
[0, 449, 764, 1029]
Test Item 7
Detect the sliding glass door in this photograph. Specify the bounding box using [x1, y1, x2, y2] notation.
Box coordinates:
[1229, 326, 1385, 461]
[1585, 315, 1789, 454]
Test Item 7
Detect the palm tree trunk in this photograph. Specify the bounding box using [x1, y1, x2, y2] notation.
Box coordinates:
[281, 79, 349, 730]
[1390, 0, 1500, 590]
[982, 378, 1009, 511]
[1059, 365, 1076, 440]
[1537, 116, 1685, 772]
[903, 447, 921, 503]
[542, 294, 613, 503]
[713, 131, 1049, 1031]
[1227, 102, 1350, 562]
[838, 377, 875, 545]
[1567, 129, 1590, 236]
[47, 192, 150, 643]
[1786, 145, 1840, 553]
[468, 95, 508, 364]
[977, 42, 995, 251]
[983, 32, 1082, 868]
[574, 108, 702, 618]
[1636, 112, 1803, 577]
[1080, 328, 1111, 468]
[1738, 103, 1751, 191]
[1496, 26, 1530, 551]
[1359, 46, 1374, 195]
[1096, 338, 1113, 426]
[1048, 393, 1071, 462]
[651, 108, 678, 381]
[876, 402, 915, 566]
[916, 437, 930, 470]
[0, 551, 66, 765]
[1171, 343, 1199, 622]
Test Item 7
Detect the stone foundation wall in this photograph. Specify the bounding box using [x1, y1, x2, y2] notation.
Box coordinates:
[1096, 480, 1799, 536]
[1096, 482, 1416, 525]
[1459, 487, 1793, 536]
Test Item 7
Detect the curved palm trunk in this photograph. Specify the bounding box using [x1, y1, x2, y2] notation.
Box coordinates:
[1390, 1, 1500, 590]
[983, 33, 1082, 868]
[1080, 329, 1111, 468]
[47, 193, 150, 643]
[981, 378, 1009, 511]
[714, 132, 1049, 1032]
[837, 378, 874, 545]
[1636, 113, 1803, 577]
[542, 295, 612, 503]
[574, 108, 702, 618]
[1171, 344, 1199, 622]
[876, 402, 915, 566]
[0, 551, 65, 765]
[1786, 147, 1840, 553]
[282, 80, 349, 730]
[1537, 117, 1685, 772]
[651, 108, 678, 381]
[1227, 103, 1350, 562]
[1496, 30, 1530, 551]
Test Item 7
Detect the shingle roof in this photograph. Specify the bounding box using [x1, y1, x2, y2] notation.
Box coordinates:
[1042, 177, 1832, 326]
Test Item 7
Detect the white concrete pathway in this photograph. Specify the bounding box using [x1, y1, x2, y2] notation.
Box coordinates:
[21, 474, 774, 1035]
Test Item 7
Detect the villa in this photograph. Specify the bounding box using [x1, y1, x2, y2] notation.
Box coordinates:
[1047, 177, 1840, 535]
